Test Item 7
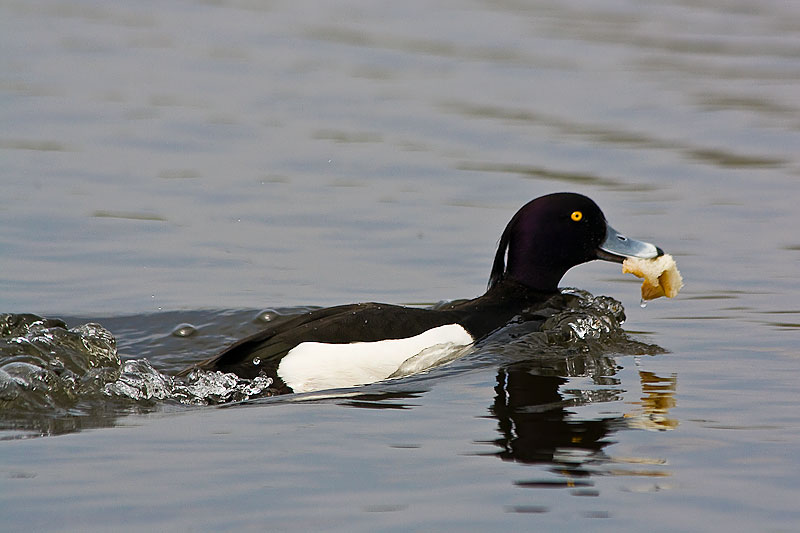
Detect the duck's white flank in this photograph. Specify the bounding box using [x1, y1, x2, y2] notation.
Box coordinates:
[276, 324, 474, 393]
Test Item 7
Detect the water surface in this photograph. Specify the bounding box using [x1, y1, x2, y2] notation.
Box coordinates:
[2, 0, 800, 530]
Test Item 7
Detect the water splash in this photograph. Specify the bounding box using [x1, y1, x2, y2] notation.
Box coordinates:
[0, 314, 119, 412]
[0, 313, 278, 437]
[476, 288, 661, 363]
[103, 360, 274, 405]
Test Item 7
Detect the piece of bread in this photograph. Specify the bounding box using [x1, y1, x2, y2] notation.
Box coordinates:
[622, 254, 683, 300]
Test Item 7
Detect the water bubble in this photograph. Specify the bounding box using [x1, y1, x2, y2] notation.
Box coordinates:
[171, 323, 197, 338]
[254, 310, 279, 323]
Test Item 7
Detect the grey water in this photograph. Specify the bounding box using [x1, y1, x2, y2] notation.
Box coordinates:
[2, 0, 800, 531]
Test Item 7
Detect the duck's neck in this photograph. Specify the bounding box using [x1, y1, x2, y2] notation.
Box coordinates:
[485, 277, 559, 300]
[452, 279, 558, 340]
[505, 265, 565, 294]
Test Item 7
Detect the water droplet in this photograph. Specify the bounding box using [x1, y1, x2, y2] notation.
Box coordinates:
[253, 357, 261, 366]
[171, 323, 197, 337]
[640, 298, 647, 308]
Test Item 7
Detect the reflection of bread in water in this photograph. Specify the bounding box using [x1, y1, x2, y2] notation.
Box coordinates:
[622, 254, 683, 300]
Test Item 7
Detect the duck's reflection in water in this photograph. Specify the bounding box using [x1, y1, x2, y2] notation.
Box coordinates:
[479, 357, 678, 495]
[486, 367, 614, 465]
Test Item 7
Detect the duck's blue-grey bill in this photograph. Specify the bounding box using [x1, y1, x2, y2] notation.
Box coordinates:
[597, 224, 662, 263]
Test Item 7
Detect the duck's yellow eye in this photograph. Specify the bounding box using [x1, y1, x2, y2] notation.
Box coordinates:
[571, 210, 583, 222]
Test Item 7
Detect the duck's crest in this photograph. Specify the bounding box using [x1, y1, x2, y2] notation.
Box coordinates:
[488, 210, 520, 289]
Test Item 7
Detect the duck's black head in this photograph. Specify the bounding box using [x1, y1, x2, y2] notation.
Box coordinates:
[489, 192, 662, 292]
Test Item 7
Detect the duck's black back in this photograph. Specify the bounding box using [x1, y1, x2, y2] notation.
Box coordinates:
[184, 280, 555, 386]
